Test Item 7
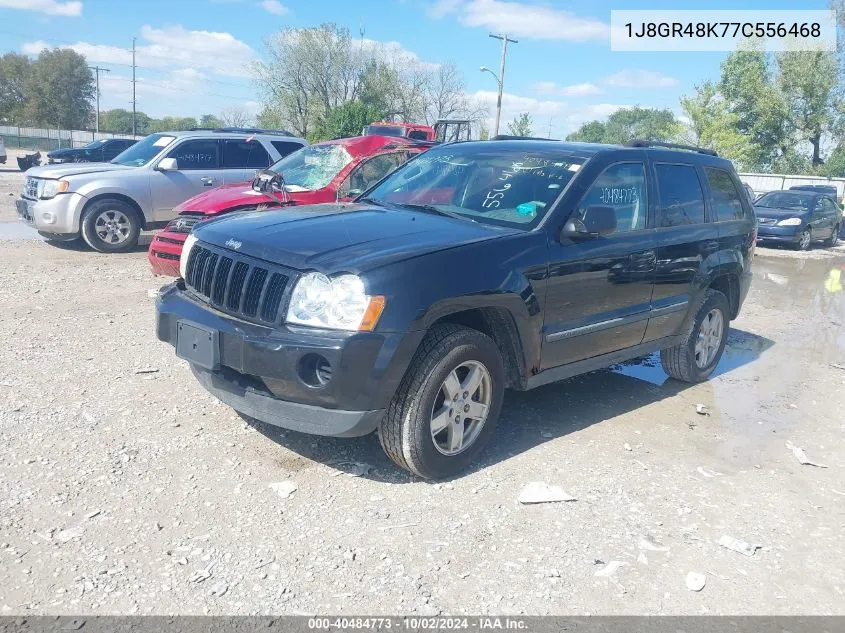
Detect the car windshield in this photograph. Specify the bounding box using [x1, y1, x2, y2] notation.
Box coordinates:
[268, 143, 354, 191]
[83, 140, 106, 149]
[364, 144, 585, 229]
[755, 191, 813, 212]
[111, 133, 175, 167]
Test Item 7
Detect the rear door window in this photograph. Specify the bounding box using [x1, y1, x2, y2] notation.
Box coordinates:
[655, 163, 706, 227]
[340, 152, 408, 197]
[168, 139, 220, 170]
[704, 167, 746, 221]
[222, 139, 271, 168]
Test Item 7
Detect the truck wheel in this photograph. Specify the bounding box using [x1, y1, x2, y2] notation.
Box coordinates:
[824, 224, 840, 248]
[660, 289, 729, 383]
[81, 199, 141, 253]
[378, 324, 505, 480]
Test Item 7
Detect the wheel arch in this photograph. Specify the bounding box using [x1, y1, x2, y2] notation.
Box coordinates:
[82, 193, 146, 229]
[708, 272, 740, 320]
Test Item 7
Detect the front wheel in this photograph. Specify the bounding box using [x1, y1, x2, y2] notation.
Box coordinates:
[377, 324, 505, 479]
[796, 228, 812, 251]
[80, 199, 141, 253]
[824, 224, 840, 248]
[660, 290, 729, 383]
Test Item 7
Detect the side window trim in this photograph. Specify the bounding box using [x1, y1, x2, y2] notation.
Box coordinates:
[574, 160, 650, 234]
[651, 160, 707, 228]
[165, 138, 221, 170]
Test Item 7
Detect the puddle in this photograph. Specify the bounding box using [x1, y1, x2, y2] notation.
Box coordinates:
[0, 222, 43, 241]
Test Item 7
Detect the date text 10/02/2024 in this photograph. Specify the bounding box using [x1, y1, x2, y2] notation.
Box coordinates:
[307, 617, 528, 630]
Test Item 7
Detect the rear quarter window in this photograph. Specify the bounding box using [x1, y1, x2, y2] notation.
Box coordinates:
[704, 167, 746, 221]
[271, 141, 304, 158]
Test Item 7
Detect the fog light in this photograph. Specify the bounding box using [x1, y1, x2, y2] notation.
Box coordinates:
[41, 212, 56, 224]
[297, 353, 332, 387]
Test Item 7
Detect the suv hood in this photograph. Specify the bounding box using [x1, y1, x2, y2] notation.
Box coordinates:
[193, 202, 518, 272]
[26, 162, 133, 179]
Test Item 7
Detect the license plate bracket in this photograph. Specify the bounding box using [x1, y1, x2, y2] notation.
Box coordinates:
[176, 321, 220, 370]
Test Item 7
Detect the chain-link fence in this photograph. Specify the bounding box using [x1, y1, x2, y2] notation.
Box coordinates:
[0, 125, 141, 151]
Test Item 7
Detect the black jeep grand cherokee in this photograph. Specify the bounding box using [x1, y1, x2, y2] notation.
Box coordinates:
[156, 139, 756, 479]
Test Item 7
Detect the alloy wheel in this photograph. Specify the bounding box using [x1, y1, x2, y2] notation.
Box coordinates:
[695, 308, 724, 369]
[429, 360, 492, 456]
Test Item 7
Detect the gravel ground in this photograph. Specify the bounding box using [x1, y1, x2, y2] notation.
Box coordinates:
[1, 167, 844, 616]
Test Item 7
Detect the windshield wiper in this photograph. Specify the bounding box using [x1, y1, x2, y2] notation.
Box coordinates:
[357, 197, 385, 206]
[394, 202, 476, 223]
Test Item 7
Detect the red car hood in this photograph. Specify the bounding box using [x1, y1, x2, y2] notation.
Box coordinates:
[174, 183, 327, 215]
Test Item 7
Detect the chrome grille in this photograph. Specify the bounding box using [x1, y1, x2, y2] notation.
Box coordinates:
[23, 177, 38, 199]
[184, 242, 292, 325]
[166, 215, 201, 234]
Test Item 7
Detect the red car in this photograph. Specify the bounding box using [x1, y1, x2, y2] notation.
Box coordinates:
[148, 135, 430, 276]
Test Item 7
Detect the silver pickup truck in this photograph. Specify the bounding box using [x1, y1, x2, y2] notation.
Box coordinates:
[16, 128, 306, 252]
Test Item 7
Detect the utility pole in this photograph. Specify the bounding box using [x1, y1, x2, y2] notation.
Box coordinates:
[131, 37, 137, 137]
[88, 65, 111, 133]
[488, 33, 517, 137]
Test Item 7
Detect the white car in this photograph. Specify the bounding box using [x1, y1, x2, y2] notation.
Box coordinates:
[16, 128, 307, 252]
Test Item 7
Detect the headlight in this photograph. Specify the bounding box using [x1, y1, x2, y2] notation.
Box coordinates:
[776, 217, 802, 226]
[180, 233, 198, 279]
[286, 272, 385, 331]
[39, 179, 69, 199]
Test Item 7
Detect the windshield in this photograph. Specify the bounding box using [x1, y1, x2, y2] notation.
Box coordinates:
[365, 125, 405, 138]
[83, 140, 106, 150]
[755, 191, 813, 212]
[111, 133, 175, 167]
[364, 144, 585, 229]
[268, 143, 354, 191]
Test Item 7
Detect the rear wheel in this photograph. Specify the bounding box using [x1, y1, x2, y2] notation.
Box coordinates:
[660, 290, 729, 383]
[377, 324, 505, 479]
[81, 199, 141, 253]
[824, 224, 840, 248]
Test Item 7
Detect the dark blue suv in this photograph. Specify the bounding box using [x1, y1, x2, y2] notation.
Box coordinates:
[156, 139, 756, 478]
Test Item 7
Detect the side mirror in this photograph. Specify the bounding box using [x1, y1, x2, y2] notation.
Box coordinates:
[157, 157, 178, 171]
[561, 205, 617, 240]
[347, 188, 363, 198]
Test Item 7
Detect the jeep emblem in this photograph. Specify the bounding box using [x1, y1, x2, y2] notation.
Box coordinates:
[225, 238, 242, 250]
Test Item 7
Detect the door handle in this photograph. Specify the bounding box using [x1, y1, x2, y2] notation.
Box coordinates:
[201, 177, 215, 186]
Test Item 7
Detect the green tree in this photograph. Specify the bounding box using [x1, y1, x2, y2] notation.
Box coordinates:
[567, 107, 680, 144]
[680, 81, 755, 170]
[25, 48, 95, 128]
[311, 100, 386, 142]
[149, 116, 198, 132]
[199, 113, 223, 128]
[0, 53, 31, 124]
[508, 112, 533, 136]
[100, 108, 152, 134]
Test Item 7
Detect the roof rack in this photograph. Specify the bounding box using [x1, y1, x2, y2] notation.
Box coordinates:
[493, 134, 558, 141]
[191, 127, 297, 137]
[626, 139, 718, 156]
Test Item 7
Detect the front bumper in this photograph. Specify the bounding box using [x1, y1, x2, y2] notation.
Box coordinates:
[16, 193, 87, 236]
[148, 230, 187, 277]
[756, 223, 802, 244]
[155, 283, 424, 437]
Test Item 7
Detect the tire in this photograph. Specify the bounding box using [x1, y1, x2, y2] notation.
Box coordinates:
[796, 228, 812, 251]
[80, 198, 141, 253]
[377, 324, 505, 480]
[660, 289, 730, 384]
[824, 224, 840, 248]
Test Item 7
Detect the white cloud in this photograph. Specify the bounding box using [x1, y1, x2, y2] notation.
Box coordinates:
[604, 69, 678, 88]
[471, 89, 630, 137]
[361, 38, 440, 72]
[259, 0, 288, 15]
[23, 25, 256, 78]
[532, 81, 602, 97]
[433, 0, 609, 42]
[0, 0, 81, 16]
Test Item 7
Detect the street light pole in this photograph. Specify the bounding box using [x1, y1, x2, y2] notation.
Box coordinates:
[487, 33, 517, 137]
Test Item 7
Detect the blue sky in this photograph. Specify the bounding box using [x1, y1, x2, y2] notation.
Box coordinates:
[0, 0, 832, 137]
